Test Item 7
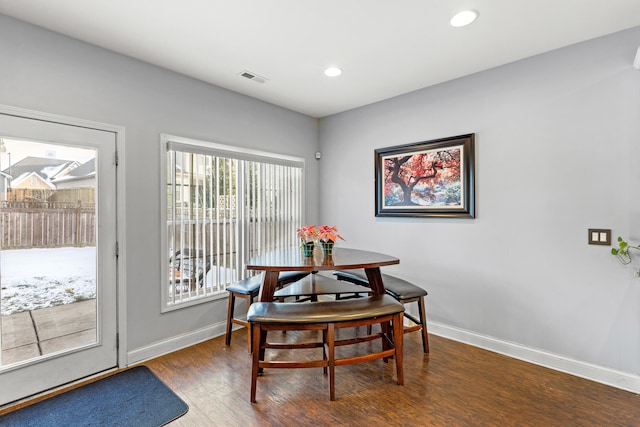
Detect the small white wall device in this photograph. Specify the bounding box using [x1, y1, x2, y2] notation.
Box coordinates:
[634, 46, 640, 70]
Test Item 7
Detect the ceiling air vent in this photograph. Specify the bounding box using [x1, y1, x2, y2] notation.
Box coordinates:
[239, 70, 268, 84]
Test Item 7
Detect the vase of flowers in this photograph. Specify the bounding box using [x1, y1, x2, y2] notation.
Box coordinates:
[301, 241, 315, 256]
[297, 225, 318, 257]
[318, 225, 344, 255]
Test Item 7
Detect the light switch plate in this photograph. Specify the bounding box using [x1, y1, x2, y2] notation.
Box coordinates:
[588, 228, 611, 245]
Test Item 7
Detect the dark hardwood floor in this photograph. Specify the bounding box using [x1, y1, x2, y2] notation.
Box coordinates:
[140, 328, 640, 426]
[2, 327, 639, 426]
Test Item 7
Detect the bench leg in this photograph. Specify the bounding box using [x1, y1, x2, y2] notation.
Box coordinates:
[417, 296, 430, 354]
[250, 323, 262, 403]
[327, 323, 336, 401]
[393, 312, 404, 385]
[245, 296, 255, 353]
[322, 329, 328, 375]
[225, 292, 236, 346]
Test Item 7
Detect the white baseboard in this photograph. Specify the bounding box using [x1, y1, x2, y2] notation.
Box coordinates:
[126, 320, 234, 366]
[429, 321, 640, 394]
[127, 317, 640, 395]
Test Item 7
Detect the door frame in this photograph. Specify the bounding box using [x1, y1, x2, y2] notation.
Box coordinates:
[0, 103, 128, 382]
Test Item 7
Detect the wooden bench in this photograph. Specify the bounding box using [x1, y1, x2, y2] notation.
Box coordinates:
[273, 274, 373, 301]
[225, 271, 310, 351]
[334, 269, 430, 353]
[247, 294, 404, 402]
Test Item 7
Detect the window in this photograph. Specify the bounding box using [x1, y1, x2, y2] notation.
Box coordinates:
[161, 134, 304, 310]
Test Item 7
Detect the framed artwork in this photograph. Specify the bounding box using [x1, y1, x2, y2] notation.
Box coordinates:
[375, 133, 475, 218]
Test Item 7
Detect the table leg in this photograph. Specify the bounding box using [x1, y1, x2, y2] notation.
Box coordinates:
[364, 267, 385, 296]
[258, 270, 280, 302]
[364, 267, 394, 355]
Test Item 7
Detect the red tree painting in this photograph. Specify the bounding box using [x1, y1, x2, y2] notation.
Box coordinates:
[383, 148, 461, 207]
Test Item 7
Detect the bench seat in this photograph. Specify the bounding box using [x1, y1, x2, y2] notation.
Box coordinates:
[225, 271, 310, 351]
[333, 270, 427, 300]
[334, 269, 429, 353]
[247, 295, 404, 401]
[273, 274, 372, 300]
[249, 293, 400, 323]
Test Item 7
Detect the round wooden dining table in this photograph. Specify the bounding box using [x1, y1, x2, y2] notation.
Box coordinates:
[246, 247, 399, 302]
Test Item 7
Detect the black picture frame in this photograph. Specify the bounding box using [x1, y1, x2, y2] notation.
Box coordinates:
[375, 133, 475, 218]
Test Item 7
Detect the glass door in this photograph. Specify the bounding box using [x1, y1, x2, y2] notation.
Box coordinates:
[0, 111, 117, 405]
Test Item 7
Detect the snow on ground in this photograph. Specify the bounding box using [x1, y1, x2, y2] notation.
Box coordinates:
[1, 247, 96, 315]
[1, 247, 241, 315]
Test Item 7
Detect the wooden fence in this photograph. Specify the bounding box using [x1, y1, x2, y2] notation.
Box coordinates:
[4, 188, 95, 204]
[0, 202, 95, 249]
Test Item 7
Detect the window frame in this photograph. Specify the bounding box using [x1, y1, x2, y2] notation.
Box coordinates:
[159, 134, 305, 312]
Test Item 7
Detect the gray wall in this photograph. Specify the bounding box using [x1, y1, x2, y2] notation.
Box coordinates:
[319, 26, 640, 377]
[0, 15, 320, 352]
[3, 11, 640, 386]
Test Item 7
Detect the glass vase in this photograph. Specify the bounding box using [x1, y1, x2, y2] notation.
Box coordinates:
[302, 241, 315, 257]
[321, 241, 334, 255]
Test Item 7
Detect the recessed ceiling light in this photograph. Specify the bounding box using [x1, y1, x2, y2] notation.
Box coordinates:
[450, 10, 478, 27]
[324, 67, 342, 77]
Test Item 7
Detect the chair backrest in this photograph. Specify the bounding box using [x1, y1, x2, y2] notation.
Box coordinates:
[170, 249, 213, 286]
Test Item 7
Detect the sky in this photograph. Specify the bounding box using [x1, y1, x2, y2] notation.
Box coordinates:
[0, 138, 95, 171]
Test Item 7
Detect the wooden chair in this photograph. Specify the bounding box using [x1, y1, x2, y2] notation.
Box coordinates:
[334, 269, 430, 353]
[225, 271, 309, 351]
[247, 295, 404, 401]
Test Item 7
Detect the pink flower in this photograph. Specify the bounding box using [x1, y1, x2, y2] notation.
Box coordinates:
[296, 225, 318, 242]
[317, 225, 344, 243]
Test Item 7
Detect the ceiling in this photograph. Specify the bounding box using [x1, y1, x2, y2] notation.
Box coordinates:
[2, 1, 640, 118]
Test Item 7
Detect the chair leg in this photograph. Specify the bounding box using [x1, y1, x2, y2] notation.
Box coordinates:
[225, 292, 236, 346]
[250, 323, 262, 403]
[393, 312, 404, 385]
[417, 296, 429, 353]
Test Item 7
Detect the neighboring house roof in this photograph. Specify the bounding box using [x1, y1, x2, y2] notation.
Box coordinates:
[52, 158, 95, 184]
[11, 172, 56, 190]
[2, 156, 79, 184]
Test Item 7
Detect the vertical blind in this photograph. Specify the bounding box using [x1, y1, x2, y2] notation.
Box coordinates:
[165, 138, 304, 307]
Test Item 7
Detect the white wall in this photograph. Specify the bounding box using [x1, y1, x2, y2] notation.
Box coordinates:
[319, 27, 640, 387]
[0, 15, 320, 355]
